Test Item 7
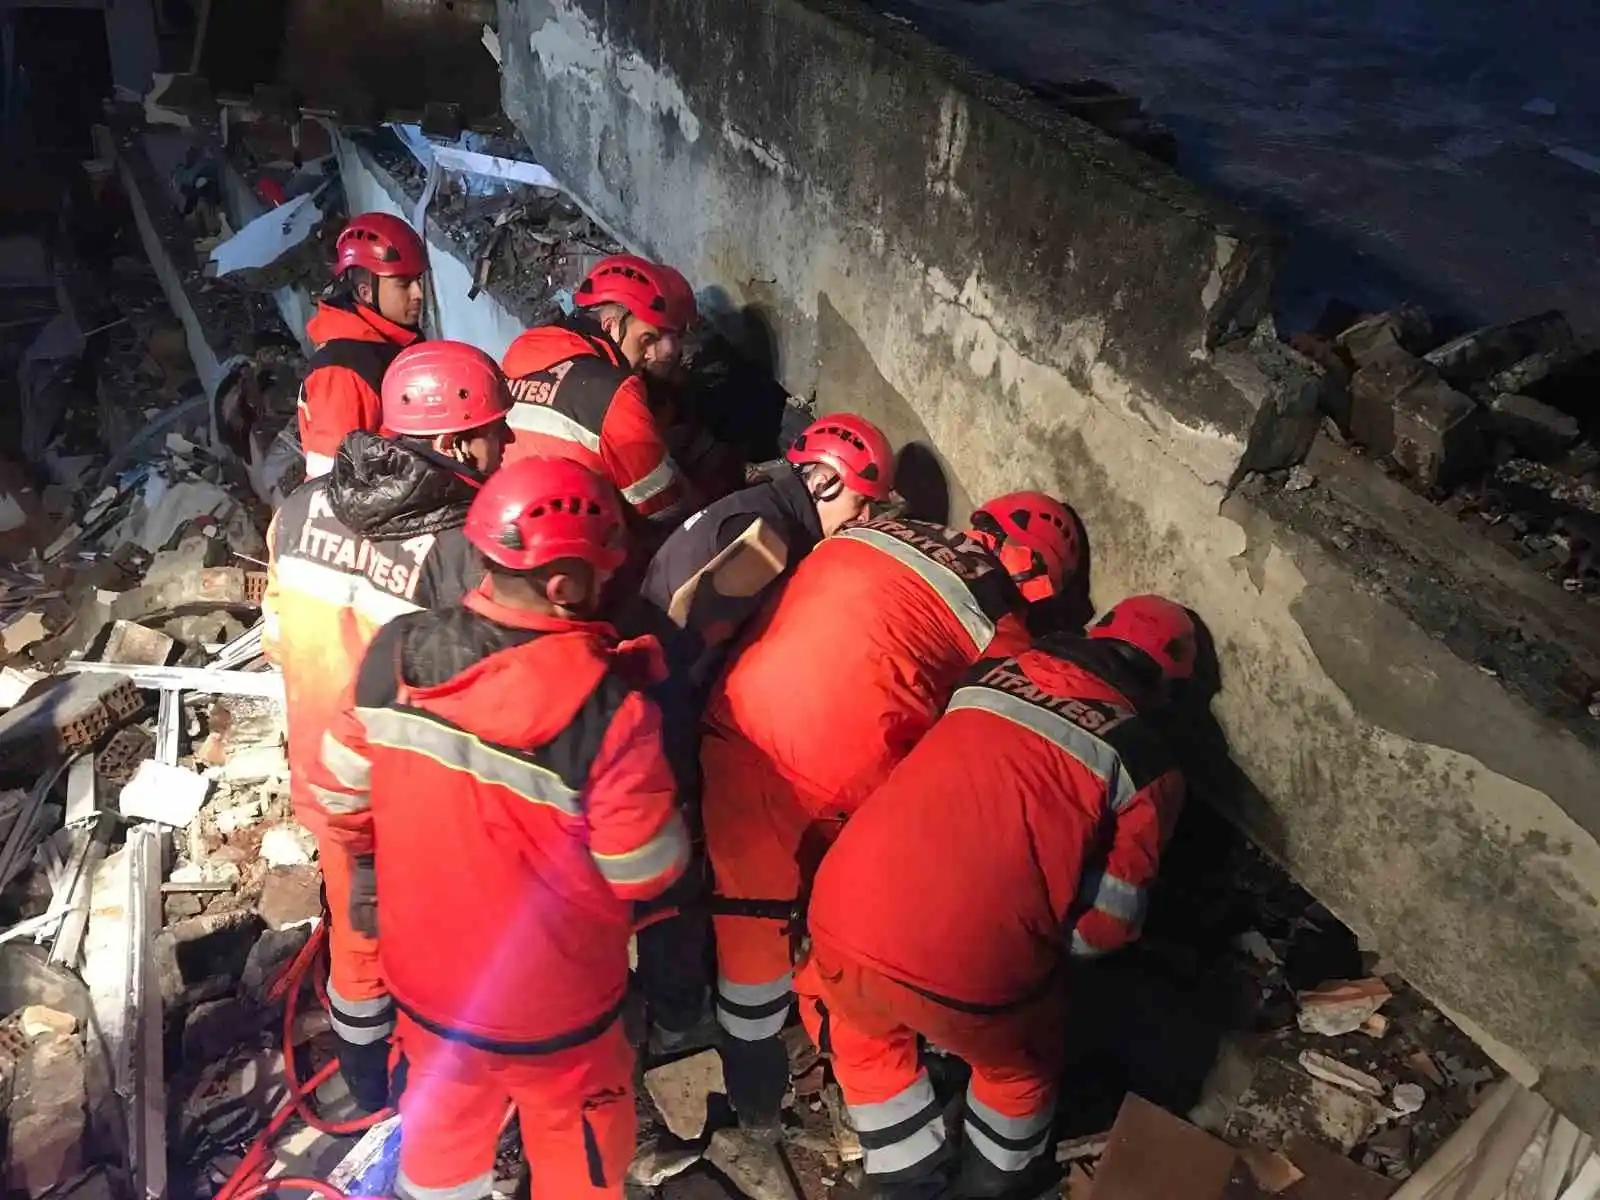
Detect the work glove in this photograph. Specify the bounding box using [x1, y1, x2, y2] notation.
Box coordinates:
[348, 854, 379, 939]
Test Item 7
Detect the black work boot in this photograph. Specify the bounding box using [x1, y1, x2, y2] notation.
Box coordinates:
[719, 1035, 791, 1135]
[337, 1037, 393, 1114]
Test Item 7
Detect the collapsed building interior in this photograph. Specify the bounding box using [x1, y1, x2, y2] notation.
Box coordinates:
[1, 0, 1597, 1198]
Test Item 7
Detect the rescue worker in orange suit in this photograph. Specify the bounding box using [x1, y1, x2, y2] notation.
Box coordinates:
[298, 213, 429, 478]
[628, 413, 896, 1053]
[262, 340, 512, 1110]
[309, 457, 690, 1200]
[500, 254, 698, 525]
[702, 490, 1083, 1136]
[795, 596, 1195, 1199]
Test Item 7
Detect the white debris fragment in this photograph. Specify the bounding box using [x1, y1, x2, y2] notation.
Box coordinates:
[259, 824, 317, 868]
[1391, 1082, 1426, 1115]
[169, 859, 241, 886]
[119, 760, 210, 828]
[1297, 1050, 1385, 1098]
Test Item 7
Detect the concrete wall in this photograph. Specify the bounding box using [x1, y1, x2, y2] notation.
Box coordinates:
[495, 0, 1600, 1130]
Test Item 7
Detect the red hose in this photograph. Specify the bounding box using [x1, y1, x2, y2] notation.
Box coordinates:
[213, 921, 392, 1200]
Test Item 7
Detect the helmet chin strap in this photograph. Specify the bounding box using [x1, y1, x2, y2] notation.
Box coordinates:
[409, 442, 489, 488]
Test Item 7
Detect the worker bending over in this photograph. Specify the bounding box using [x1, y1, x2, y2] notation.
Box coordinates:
[798, 596, 1195, 1200]
[263, 341, 511, 1110]
[310, 458, 690, 1200]
[298, 213, 429, 477]
[501, 255, 697, 525]
[629, 413, 896, 1052]
[702, 491, 1082, 1136]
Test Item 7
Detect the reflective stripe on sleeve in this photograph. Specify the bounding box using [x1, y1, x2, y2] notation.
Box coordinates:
[273, 554, 359, 607]
[308, 781, 370, 816]
[593, 812, 689, 886]
[947, 687, 1138, 813]
[715, 973, 793, 1042]
[395, 1169, 495, 1200]
[1069, 929, 1107, 959]
[620, 453, 680, 506]
[836, 525, 996, 651]
[352, 584, 421, 626]
[320, 730, 372, 792]
[358, 707, 581, 815]
[1076, 869, 1146, 925]
[850, 1070, 947, 1178]
[506, 403, 604, 454]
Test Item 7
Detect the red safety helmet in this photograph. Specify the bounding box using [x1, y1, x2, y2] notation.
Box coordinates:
[967, 491, 1081, 602]
[464, 457, 628, 575]
[1089, 595, 1197, 681]
[575, 255, 697, 334]
[381, 342, 511, 437]
[335, 212, 428, 278]
[786, 413, 895, 502]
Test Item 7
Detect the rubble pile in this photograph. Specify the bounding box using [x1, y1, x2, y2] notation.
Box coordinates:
[1289, 306, 1600, 599]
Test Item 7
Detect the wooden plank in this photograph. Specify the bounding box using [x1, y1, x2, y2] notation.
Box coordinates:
[1283, 1136, 1398, 1200]
[1092, 1094, 1240, 1200]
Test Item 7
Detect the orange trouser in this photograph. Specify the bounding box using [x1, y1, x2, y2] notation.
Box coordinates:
[700, 732, 840, 1042]
[316, 839, 391, 1028]
[796, 940, 1064, 1183]
[392, 1014, 637, 1200]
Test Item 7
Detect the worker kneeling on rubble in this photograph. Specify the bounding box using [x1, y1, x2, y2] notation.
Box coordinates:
[501, 254, 698, 526]
[797, 595, 1195, 1200]
[309, 457, 690, 1200]
[298, 213, 430, 477]
[627, 412, 896, 1054]
[702, 490, 1083, 1139]
[263, 340, 511, 1110]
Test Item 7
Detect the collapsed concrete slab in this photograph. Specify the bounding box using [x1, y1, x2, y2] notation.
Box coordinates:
[494, 0, 1600, 1132]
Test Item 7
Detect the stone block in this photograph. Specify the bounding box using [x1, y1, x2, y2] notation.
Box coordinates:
[111, 566, 251, 621]
[1424, 310, 1573, 386]
[1486, 393, 1581, 461]
[1348, 354, 1433, 455]
[1390, 376, 1485, 489]
[644, 1048, 725, 1140]
[1215, 338, 1328, 482]
[1337, 305, 1433, 367]
[99, 619, 176, 666]
[257, 865, 323, 930]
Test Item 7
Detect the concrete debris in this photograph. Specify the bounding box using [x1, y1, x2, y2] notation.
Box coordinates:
[219, 743, 289, 784]
[1486, 392, 1581, 460]
[1299, 1050, 1386, 1097]
[256, 865, 323, 930]
[1422, 311, 1574, 387]
[19, 1004, 78, 1040]
[1296, 977, 1393, 1036]
[258, 824, 317, 868]
[1237, 1143, 1305, 1193]
[704, 1128, 803, 1200]
[99, 619, 177, 667]
[1392, 1082, 1427, 1115]
[119, 759, 210, 827]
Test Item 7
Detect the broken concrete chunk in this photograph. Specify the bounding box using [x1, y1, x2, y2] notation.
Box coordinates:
[705, 1128, 802, 1200]
[1390, 1082, 1425, 1114]
[1486, 393, 1581, 461]
[1296, 978, 1392, 1037]
[100, 619, 176, 666]
[6, 1110, 85, 1198]
[111, 566, 251, 621]
[1491, 458, 1600, 533]
[0, 665, 47, 708]
[19, 1005, 77, 1040]
[644, 1048, 725, 1140]
[219, 742, 289, 784]
[120, 759, 210, 827]
[1213, 337, 1326, 479]
[3, 610, 53, 656]
[259, 823, 317, 868]
[1423, 310, 1574, 386]
[257, 865, 323, 930]
[1337, 305, 1434, 367]
[1348, 354, 1434, 454]
[1484, 342, 1591, 396]
[214, 797, 267, 834]
[1390, 376, 1485, 489]
[169, 858, 242, 886]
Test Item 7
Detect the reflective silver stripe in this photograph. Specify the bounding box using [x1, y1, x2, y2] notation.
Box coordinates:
[837, 526, 996, 652]
[395, 1169, 495, 1200]
[327, 980, 395, 1045]
[621, 453, 679, 505]
[303, 450, 336, 478]
[274, 554, 359, 606]
[1069, 929, 1107, 959]
[352, 583, 421, 626]
[716, 973, 793, 1042]
[320, 730, 372, 792]
[851, 1071, 946, 1177]
[593, 812, 690, 885]
[274, 548, 422, 626]
[309, 781, 370, 815]
[1077, 870, 1145, 925]
[947, 687, 1137, 813]
[506, 403, 604, 454]
[358, 707, 581, 815]
[963, 1086, 1053, 1173]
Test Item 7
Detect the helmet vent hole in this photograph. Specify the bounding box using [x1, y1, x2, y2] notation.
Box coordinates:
[458, 388, 470, 399]
[496, 527, 525, 550]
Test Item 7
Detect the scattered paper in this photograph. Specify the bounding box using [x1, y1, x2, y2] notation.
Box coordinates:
[119, 759, 210, 827]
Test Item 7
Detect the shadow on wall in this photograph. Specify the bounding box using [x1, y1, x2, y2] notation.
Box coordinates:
[691, 295, 790, 462]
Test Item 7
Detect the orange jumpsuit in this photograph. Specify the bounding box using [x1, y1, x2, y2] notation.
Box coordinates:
[295, 301, 419, 477]
[796, 637, 1185, 1192]
[700, 516, 1028, 1121]
[310, 587, 688, 1199]
[262, 433, 481, 1106]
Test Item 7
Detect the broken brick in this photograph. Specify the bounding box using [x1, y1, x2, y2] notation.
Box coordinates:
[111, 566, 252, 621]
[0, 673, 144, 775]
